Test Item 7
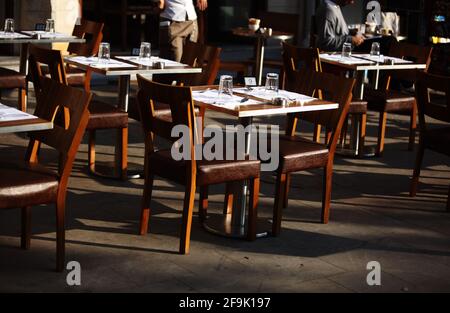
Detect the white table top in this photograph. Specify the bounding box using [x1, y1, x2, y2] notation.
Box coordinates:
[0, 31, 84, 44]
[0, 104, 53, 134]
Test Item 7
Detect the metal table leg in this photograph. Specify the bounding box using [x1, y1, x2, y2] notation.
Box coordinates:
[255, 38, 265, 86]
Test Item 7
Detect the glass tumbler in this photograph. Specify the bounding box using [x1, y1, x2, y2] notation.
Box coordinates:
[45, 19, 55, 33]
[98, 42, 111, 63]
[265, 73, 279, 93]
[139, 42, 151, 60]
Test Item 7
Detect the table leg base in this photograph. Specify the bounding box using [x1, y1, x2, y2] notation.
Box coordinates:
[88, 161, 143, 180]
[335, 146, 377, 158]
[202, 213, 271, 239]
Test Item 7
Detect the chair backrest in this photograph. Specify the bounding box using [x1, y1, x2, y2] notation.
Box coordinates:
[258, 11, 299, 44]
[282, 42, 321, 91]
[136, 74, 197, 163]
[415, 72, 450, 134]
[28, 45, 67, 100]
[385, 41, 433, 87]
[294, 69, 355, 152]
[68, 19, 104, 57]
[153, 41, 221, 86]
[26, 77, 91, 192]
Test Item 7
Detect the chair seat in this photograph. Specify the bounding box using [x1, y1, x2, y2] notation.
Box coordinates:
[148, 149, 260, 186]
[0, 161, 59, 209]
[365, 88, 416, 112]
[348, 100, 368, 114]
[87, 100, 128, 130]
[0, 67, 27, 89]
[66, 66, 87, 86]
[128, 97, 200, 122]
[424, 127, 450, 157]
[279, 135, 329, 173]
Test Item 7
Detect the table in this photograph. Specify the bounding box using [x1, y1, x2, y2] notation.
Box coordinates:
[64, 55, 202, 178]
[192, 86, 339, 238]
[0, 103, 52, 134]
[232, 27, 294, 86]
[319, 53, 427, 157]
[0, 31, 85, 74]
[65, 56, 202, 112]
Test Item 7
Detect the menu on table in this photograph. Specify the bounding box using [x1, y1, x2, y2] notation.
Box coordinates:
[0, 103, 36, 122]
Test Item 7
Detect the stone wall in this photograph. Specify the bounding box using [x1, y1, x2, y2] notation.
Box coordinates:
[19, 0, 81, 50]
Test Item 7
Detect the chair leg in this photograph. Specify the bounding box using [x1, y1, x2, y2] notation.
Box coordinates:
[283, 174, 291, 209]
[410, 142, 425, 197]
[377, 112, 388, 157]
[180, 176, 196, 254]
[247, 177, 260, 241]
[18, 88, 27, 112]
[88, 130, 96, 174]
[139, 169, 154, 235]
[117, 127, 128, 180]
[199, 186, 208, 222]
[56, 200, 65, 272]
[340, 115, 349, 147]
[21, 206, 31, 250]
[408, 104, 417, 151]
[359, 113, 367, 153]
[313, 124, 322, 143]
[322, 164, 333, 224]
[223, 182, 237, 215]
[272, 172, 287, 237]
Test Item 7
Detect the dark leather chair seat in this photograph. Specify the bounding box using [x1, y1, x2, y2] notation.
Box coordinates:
[148, 149, 260, 186]
[279, 135, 329, 174]
[128, 98, 200, 122]
[0, 161, 59, 209]
[423, 127, 450, 156]
[365, 88, 415, 112]
[0, 67, 27, 89]
[348, 100, 368, 114]
[66, 67, 87, 86]
[86, 100, 128, 130]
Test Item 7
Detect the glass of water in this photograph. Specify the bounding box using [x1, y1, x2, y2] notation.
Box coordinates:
[98, 42, 110, 63]
[265, 73, 279, 93]
[342, 42, 352, 58]
[139, 42, 151, 60]
[45, 19, 55, 33]
[218, 75, 233, 98]
[370, 42, 383, 62]
[4, 18, 14, 34]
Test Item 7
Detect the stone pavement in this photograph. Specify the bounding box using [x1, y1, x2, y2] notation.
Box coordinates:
[0, 80, 449, 293]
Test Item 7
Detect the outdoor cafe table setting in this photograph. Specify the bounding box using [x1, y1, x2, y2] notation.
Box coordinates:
[190, 75, 338, 238]
[319, 49, 427, 157]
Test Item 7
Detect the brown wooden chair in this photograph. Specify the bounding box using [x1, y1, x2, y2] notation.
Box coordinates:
[136, 75, 261, 253]
[0, 76, 92, 271]
[0, 67, 27, 112]
[129, 41, 221, 131]
[364, 41, 433, 156]
[29, 45, 129, 180]
[271, 69, 355, 235]
[65, 19, 105, 93]
[410, 72, 450, 211]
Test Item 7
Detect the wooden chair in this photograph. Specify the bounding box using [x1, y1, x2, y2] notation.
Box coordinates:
[410, 72, 450, 211]
[0, 68, 27, 112]
[0, 76, 91, 271]
[271, 70, 355, 235]
[364, 41, 433, 156]
[65, 19, 105, 93]
[129, 41, 221, 128]
[29, 45, 129, 180]
[136, 75, 261, 253]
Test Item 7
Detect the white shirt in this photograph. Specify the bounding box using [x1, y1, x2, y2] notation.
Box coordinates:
[161, 0, 197, 22]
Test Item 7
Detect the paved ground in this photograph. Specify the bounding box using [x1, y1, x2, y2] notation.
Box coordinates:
[1, 65, 449, 293]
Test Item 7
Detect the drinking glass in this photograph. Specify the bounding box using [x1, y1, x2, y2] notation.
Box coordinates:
[342, 42, 352, 58]
[139, 42, 151, 60]
[218, 75, 233, 97]
[265, 73, 279, 93]
[4, 18, 14, 34]
[45, 19, 55, 33]
[98, 42, 110, 63]
[370, 42, 381, 56]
